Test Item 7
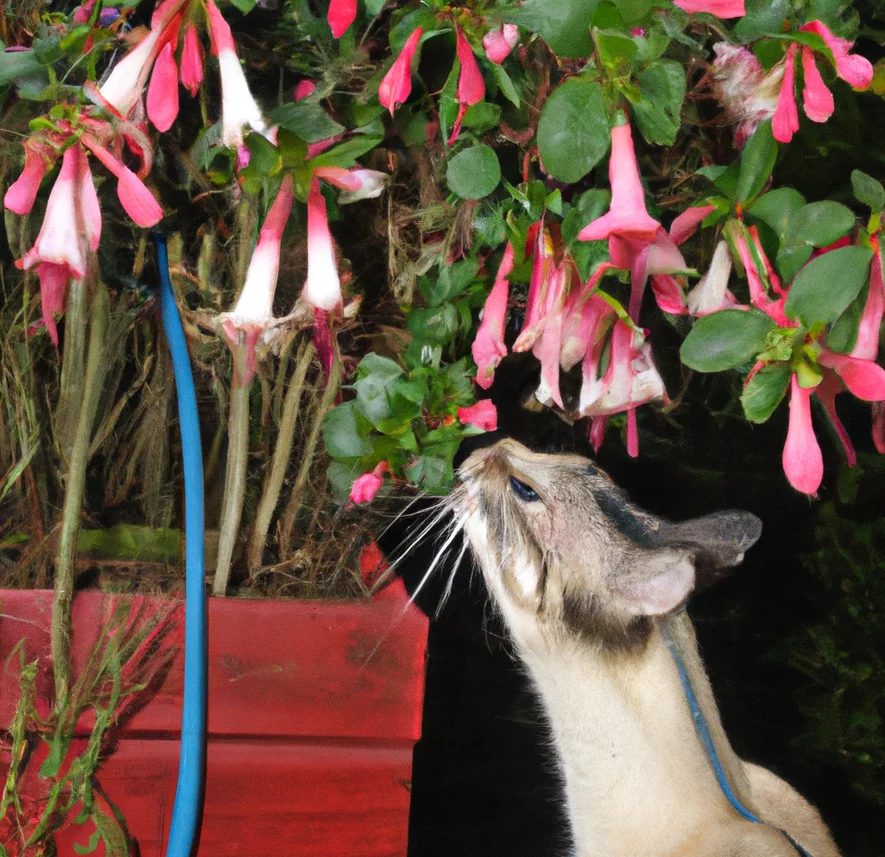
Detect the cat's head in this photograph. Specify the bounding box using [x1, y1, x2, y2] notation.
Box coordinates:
[457, 438, 761, 648]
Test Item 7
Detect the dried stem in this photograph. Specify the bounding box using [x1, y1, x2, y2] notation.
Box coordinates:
[212, 379, 251, 596]
[247, 341, 315, 572]
[52, 280, 109, 712]
[278, 356, 341, 559]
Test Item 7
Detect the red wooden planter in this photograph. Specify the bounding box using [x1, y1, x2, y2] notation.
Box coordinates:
[0, 579, 428, 857]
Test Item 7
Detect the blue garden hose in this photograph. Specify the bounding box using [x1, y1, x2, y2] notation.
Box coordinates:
[154, 234, 207, 857]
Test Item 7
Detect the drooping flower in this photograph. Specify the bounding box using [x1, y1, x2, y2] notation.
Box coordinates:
[800, 45, 834, 123]
[458, 400, 498, 432]
[783, 375, 824, 495]
[146, 40, 180, 132]
[303, 179, 341, 313]
[712, 44, 782, 147]
[513, 220, 555, 351]
[327, 0, 357, 39]
[378, 27, 423, 115]
[448, 24, 486, 146]
[180, 23, 204, 96]
[314, 167, 389, 203]
[818, 349, 885, 401]
[4, 136, 58, 216]
[16, 146, 101, 345]
[560, 282, 616, 372]
[815, 372, 857, 468]
[530, 261, 571, 409]
[472, 242, 514, 390]
[673, 0, 745, 15]
[483, 23, 518, 64]
[350, 461, 389, 504]
[772, 43, 800, 144]
[219, 175, 294, 385]
[206, 0, 268, 148]
[687, 240, 737, 315]
[799, 20, 874, 89]
[850, 238, 884, 362]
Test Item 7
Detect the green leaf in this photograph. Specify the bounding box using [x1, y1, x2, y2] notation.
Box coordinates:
[502, 0, 599, 58]
[851, 170, 885, 213]
[828, 287, 864, 354]
[630, 59, 685, 147]
[680, 309, 777, 372]
[536, 78, 609, 184]
[352, 354, 405, 426]
[439, 60, 460, 149]
[323, 401, 373, 459]
[492, 63, 520, 107]
[783, 201, 856, 249]
[747, 188, 806, 236]
[403, 454, 454, 495]
[736, 120, 777, 206]
[785, 246, 873, 324]
[734, 0, 788, 41]
[228, 0, 258, 12]
[611, 0, 655, 22]
[775, 245, 813, 283]
[594, 28, 637, 73]
[307, 134, 382, 168]
[408, 304, 461, 344]
[269, 102, 345, 144]
[741, 364, 792, 423]
[462, 102, 502, 133]
[0, 49, 44, 86]
[446, 144, 501, 200]
[562, 189, 611, 245]
[422, 260, 479, 306]
[698, 161, 740, 201]
[243, 132, 282, 176]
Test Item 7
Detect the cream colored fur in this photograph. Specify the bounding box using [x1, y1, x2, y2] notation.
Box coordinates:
[458, 440, 841, 857]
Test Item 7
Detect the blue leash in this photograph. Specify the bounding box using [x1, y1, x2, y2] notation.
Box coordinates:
[662, 620, 813, 857]
[154, 234, 207, 857]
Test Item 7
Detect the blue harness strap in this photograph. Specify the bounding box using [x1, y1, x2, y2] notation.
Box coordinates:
[661, 622, 814, 857]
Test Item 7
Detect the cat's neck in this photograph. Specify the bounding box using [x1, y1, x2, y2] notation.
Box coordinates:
[503, 606, 741, 856]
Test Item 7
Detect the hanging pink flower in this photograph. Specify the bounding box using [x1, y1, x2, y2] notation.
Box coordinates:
[180, 23, 204, 96]
[530, 261, 571, 409]
[712, 44, 782, 147]
[447, 24, 486, 146]
[818, 350, 885, 402]
[303, 179, 342, 313]
[815, 372, 857, 467]
[379, 27, 423, 115]
[314, 167, 388, 203]
[472, 242, 514, 390]
[800, 46, 834, 123]
[219, 175, 294, 385]
[560, 284, 616, 372]
[799, 20, 874, 89]
[4, 137, 58, 216]
[328, 0, 357, 39]
[350, 461, 389, 504]
[851, 240, 884, 361]
[783, 375, 824, 495]
[146, 40, 180, 132]
[772, 43, 800, 144]
[687, 240, 737, 316]
[206, 0, 268, 148]
[458, 400, 498, 432]
[673, 0, 745, 15]
[482, 23, 518, 64]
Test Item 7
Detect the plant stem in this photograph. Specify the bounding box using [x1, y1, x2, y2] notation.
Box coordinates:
[212, 380, 251, 596]
[247, 342, 314, 573]
[52, 281, 109, 712]
[55, 279, 89, 460]
[278, 356, 341, 559]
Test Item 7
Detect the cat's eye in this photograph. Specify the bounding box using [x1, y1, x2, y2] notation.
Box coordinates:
[509, 475, 540, 502]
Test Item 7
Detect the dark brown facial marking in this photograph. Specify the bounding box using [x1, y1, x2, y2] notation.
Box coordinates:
[590, 488, 660, 548]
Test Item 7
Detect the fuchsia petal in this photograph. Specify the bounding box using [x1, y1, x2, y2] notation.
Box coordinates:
[559, 266, 618, 370]
[532, 306, 565, 408]
[458, 400, 498, 432]
[578, 122, 660, 243]
[851, 243, 884, 361]
[379, 27, 423, 115]
[147, 41, 180, 132]
[589, 416, 607, 452]
[303, 179, 341, 312]
[819, 350, 885, 401]
[772, 44, 800, 143]
[294, 80, 316, 101]
[482, 24, 518, 64]
[513, 221, 553, 351]
[800, 47, 834, 123]
[472, 242, 514, 389]
[180, 23, 204, 96]
[455, 24, 485, 107]
[651, 274, 689, 315]
[4, 138, 56, 216]
[800, 20, 873, 89]
[669, 204, 717, 247]
[327, 0, 357, 39]
[687, 240, 734, 316]
[673, 0, 745, 16]
[782, 374, 824, 495]
[815, 372, 857, 467]
[350, 471, 384, 504]
[36, 262, 70, 347]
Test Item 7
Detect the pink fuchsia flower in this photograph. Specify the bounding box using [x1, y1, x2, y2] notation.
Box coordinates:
[712, 44, 782, 147]
[219, 175, 294, 385]
[379, 27, 423, 115]
[4, 136, 58, 216]
[483, 23, 518, 64]
[783, 374, 824, 495]
[327, 0, 357, 39]
[850, 238, 884, 362]
[146, 40, 180, 132]
[206, 0, 268, 148]
[773, 43, 800, 144]
[16, 146, 101, 345]
[800, 45, 834, 123]
[687, 240, 737, 316]
[513, 220, 555, 351]
[731, 223, 792, 326]
[815, 372, 856, 467]
[447, 24, 486, 146]
[579, 121, 660, 245]
[818, 349, 885, 402]
[180, 23, 204, 96]
[303, 179, 342, 313]
[530, 261, 572, 409]
[472, 242, 514, 390]
[673, 0, 745, 15]
[558, 264, 618, 371]
[350, 461, 389, 504]
[458, 400, 498, 432]
[799, 20, 874, 89]
[79, 133, 163, 226]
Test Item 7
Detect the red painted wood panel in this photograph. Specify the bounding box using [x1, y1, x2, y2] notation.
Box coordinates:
[0, 580, 428, 857]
